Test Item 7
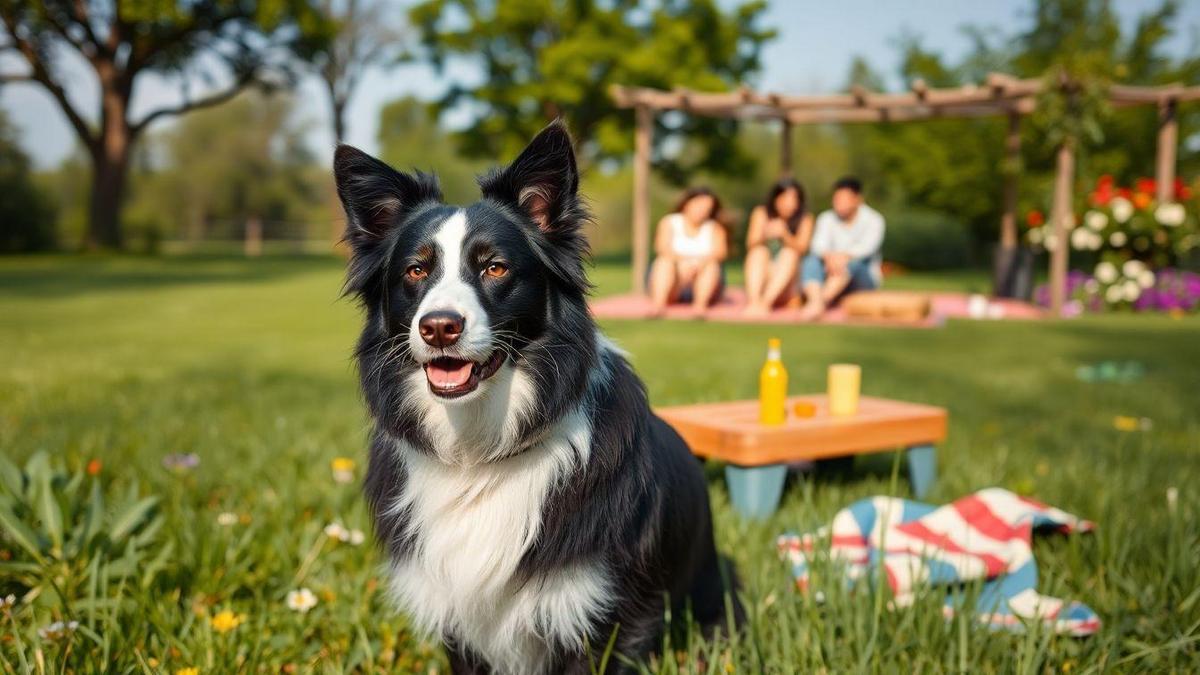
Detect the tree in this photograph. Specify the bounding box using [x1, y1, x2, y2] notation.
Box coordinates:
[126, 91, 325, 248]
[407, 0, 774, 182]
[0, 0, 331, 249]
[314, 0, 403, 141]
[0, 111, 55, 252]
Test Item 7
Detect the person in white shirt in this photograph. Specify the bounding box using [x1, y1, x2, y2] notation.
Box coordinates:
[647, 186, 729, 317]
[798, 177, 885, 320]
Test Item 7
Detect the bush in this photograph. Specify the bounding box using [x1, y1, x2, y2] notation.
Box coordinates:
[0, 113, 56, 252]
[881, 209, 973, 270]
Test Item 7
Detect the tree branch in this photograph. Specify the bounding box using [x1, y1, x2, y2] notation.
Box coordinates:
[130, 74, 255, 136]
[0, 12, 97, 151]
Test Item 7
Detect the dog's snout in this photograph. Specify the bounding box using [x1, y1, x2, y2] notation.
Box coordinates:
[418, 311, 465, 348]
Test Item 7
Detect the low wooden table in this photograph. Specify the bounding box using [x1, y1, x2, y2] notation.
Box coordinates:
[657, 395, 948, 519]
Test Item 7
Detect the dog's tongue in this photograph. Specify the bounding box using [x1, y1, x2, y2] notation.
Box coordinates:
[426, 359, 473, 389]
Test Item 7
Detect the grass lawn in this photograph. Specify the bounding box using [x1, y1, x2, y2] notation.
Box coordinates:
[2, 255, 1198, 673]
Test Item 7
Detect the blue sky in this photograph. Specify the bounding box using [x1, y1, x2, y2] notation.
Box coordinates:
[2, 0, 1198, 169]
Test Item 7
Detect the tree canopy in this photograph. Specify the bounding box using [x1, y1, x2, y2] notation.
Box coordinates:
[407, 0, 774, 182]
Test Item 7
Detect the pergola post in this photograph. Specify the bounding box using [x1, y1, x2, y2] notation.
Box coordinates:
[1156, 97, 1178, 203]
[1049, 139, 1075, 315]
[631, 104, 653, 295]
[780, 118, 793, 176]
[1000, 111, 1022, 249]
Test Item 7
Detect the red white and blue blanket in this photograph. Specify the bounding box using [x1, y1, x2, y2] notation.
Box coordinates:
[777, 488, 1100, 636]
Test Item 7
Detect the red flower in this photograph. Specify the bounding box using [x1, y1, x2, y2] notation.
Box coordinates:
[1174, 178, 1191, 201]
[1025, 210, 1044, 227]
[86, 459, 102, 476]
[1133, 192, 1152, 209]
[1118, 187, 1133, 199]
[1090, 183, 1114, 206]
[1096, 174, 1115, 188]
[1135, 177, 1156, 196]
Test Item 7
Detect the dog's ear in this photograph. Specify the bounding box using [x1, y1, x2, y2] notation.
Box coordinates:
[479, 120, 582, 235]
[334, 144, 442, 256]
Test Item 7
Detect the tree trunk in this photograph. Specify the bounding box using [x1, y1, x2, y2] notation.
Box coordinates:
[332, 99, 347, 142]
[245, 216, 263, 257]
[86, 148, 129, 250]
[85, 64, 133, 250]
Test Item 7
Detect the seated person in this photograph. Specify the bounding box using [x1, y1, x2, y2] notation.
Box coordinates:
[798, 177, 885, 321]
[743, 178, 814, 316]
[648, 187, 728, 317]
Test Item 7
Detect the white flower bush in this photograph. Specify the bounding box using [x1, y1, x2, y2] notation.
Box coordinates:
[1031, 175, 1200, 312]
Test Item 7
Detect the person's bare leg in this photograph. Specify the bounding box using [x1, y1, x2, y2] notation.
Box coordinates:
[760, 247, 801, 310]
[797, 281, 824, 320]
[743, 245, 770, 312]
[821, 272, 852, 304]
[648, 258, 678, 316]
[691, 260, 721, 317]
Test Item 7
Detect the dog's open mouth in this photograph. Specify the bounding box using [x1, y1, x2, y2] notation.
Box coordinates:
[423, 351, 506, 398]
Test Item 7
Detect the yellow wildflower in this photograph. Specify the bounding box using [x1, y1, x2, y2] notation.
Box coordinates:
[331, 457, 356, 483]
[176, 668, 199, 675]
[210, 610, 245, 633]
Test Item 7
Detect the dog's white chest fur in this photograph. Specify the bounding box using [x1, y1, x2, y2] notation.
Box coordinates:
[386, 409, 610, 674]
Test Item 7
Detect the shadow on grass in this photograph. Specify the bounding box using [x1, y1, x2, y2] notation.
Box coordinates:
[0, 254, 345, 299]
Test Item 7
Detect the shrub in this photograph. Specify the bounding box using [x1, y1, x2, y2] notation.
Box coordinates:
[0, 113, 56, 252]
[881, 209, 973, 270]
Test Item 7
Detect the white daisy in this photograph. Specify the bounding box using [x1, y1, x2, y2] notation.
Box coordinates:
[1122, 279, 1141, 301]
[217, 512, 238, 526]
[347, 529, 366, 546]
[1122, 259, 1145, 278]
[1105, 285, 1123, 303]
[1154, 202, 1186, 227]
[1137, 269, 1156, 289]
[323, 522, 348, 541]
[38, 620, 79, 641]
[1070, 228, 1091, 250]
[1110, 197, 1134, 223]
[1109, 231, 1128, 247]
[1085, 210, 1108, 231]
[1094, 261, 1118, 284]
[285, 588, 318, 614]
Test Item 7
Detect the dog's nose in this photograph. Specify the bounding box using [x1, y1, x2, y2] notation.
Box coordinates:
[418, 311, 465, 348]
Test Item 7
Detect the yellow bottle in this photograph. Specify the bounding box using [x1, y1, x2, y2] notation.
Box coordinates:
[759, 338, 788, 425]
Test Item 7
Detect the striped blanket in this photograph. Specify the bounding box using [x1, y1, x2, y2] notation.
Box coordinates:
[777, 488, 1100, 636]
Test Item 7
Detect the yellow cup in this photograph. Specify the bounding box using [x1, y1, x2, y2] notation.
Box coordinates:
[827, 364, 861, 416]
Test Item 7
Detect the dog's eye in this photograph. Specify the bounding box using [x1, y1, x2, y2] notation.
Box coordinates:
[405, 265, 428, 281]
[484, 262, 509, 278]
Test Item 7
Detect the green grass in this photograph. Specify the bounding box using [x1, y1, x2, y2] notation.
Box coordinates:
[1, 255, 1198, 673]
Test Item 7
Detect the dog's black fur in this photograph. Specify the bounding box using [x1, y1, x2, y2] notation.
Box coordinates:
[335, 122, 739, 674]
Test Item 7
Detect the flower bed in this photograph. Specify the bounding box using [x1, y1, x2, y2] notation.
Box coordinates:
[1035, 267, 1200, 315]
[1028, 176, 1200, 312]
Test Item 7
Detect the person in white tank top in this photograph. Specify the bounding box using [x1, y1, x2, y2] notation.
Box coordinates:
[647, 187, 728, 317]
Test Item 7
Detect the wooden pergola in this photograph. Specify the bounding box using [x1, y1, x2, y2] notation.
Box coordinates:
[611, 73, 1200, 315]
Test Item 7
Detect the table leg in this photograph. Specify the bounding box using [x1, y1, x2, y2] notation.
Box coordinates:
[725, 464, 787, 520]
[906, 444, 937, 498]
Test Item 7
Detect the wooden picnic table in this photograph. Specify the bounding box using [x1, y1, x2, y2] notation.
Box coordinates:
[656, 395, 948, 519]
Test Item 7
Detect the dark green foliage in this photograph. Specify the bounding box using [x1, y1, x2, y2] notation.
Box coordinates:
[882, 210, 975, 270]
[0, 113, 55, 252]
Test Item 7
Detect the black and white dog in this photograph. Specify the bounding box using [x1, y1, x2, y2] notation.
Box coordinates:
[334, 122, 738, 674]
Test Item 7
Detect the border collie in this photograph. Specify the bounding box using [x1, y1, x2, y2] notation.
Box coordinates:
[334, 122, 738, 674]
